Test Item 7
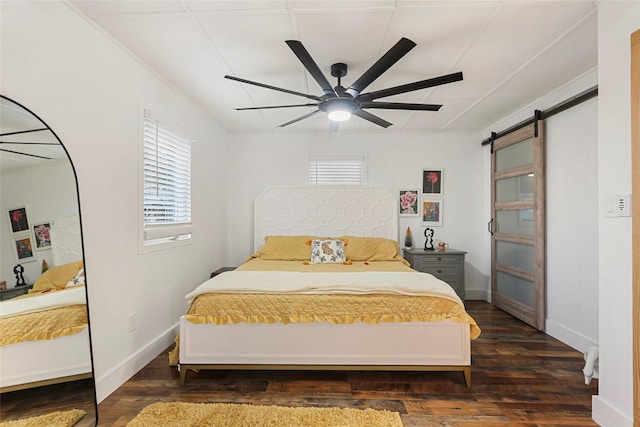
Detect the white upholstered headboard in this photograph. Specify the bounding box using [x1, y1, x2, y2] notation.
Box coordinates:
[50, 214, 83, 266]
[254, 186, 398, 252]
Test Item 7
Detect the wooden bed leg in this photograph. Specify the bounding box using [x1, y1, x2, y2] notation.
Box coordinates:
[463, 367, 471, 387]
[179, 365, 187, 386]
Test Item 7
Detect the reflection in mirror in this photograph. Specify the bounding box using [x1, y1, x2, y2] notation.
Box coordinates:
[0, 96, 96, 426]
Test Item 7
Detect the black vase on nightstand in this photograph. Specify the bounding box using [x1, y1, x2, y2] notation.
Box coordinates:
[424, 228, 435, 251]
[13, 264, 26, 286]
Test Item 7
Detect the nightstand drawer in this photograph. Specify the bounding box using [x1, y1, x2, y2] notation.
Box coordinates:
[420, 265, 459, 277]
[416, 254, 460, 264]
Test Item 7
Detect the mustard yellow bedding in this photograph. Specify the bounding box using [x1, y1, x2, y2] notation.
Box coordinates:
[171, 251, 481, 366]
[185, 259, 480, 339]
[0, 304, 87, 346]
[186, 293, 480, 339]
[237, 258, 412, 272]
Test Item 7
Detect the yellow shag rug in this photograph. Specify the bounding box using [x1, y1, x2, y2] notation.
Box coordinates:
[0, 409, 85, 427]
[127, 402, 403, 427]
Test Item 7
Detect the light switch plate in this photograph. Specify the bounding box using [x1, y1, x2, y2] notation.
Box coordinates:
[615, 194, 630, 217]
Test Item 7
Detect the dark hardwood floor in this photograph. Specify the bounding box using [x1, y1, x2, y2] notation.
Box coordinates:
[96, 301, 598, 426]
[0, 302, 598, 426]
[0, 378, 97, 426]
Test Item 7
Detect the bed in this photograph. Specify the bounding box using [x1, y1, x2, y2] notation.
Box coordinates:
[176, 186, 480, 386]
[0, 215, 92, 393]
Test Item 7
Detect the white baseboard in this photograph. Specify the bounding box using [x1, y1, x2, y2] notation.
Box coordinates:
[464, 288, 490, 301]
[592, 396, 634, 427]
[545, 319, 598, 353]
[94, 323, 178, 403]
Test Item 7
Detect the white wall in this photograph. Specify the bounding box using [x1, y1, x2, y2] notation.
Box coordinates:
[0, 160, 79, 285]
[1, 1, 230, 402]
[592, 2, 637, 426]
[226, 130, 491, 298]
[3, 2, 634, 424]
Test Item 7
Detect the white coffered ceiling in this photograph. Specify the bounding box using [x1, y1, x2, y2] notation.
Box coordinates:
[69, 0, 597, 133]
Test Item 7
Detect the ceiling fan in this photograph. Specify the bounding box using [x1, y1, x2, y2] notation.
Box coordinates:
[224, 37, 463, 131]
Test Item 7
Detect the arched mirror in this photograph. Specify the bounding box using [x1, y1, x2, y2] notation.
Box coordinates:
[0, 96, 96, 426]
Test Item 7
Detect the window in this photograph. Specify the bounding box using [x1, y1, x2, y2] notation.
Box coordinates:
[308, 154, 366, 185]
[142, 115, 192, 244]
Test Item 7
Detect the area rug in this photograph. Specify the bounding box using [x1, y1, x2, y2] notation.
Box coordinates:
[126, 402, 403, 427]
[0, 409, 85, 427]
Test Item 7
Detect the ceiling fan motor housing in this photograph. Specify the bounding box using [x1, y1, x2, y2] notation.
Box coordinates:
[321, 97, 360, 114]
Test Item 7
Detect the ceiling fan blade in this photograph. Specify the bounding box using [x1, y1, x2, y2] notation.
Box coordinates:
[352, 110, 393, 128]
[0, 128, 48, 137]
[346, 37, 416, 98]
[0, 148, 53, 160]
[360, 101, 441, 111]
[225, 75, 323, 101]
[329, 121, 339, 133]
[358, 72, 463, 102]
[0, 141, 59, 145]
[277, 109, 322, 127]
[235, 103, 317, 111]
[286, 40, 337, 97]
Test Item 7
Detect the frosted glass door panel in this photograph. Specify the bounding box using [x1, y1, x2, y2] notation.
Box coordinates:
[496, 241, 534, 272]
[496, 138, 533, 171]
[496, 210, 534, 235]
[496, 272, 534, 307]
[496, 175, 534, 202]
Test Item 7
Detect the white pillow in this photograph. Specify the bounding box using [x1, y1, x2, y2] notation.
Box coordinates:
[66, 268, 85, 288]
[310, 240, 346, 264]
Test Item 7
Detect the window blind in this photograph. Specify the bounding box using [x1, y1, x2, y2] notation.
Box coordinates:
[308, 155, 366, 185]
[143, 116, 192, 242]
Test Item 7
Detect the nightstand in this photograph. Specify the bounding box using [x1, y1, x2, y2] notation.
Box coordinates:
[0, 284, 33, 301]
[210, 267, 236, 278]
[403, 248, 467, 300]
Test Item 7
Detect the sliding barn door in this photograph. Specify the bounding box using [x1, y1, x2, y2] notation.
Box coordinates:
[491, 123, 546, 331]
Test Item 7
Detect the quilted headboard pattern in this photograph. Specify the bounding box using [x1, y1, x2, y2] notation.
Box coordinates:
[50, 214, 83, 266]
[254, 186, 398, 252]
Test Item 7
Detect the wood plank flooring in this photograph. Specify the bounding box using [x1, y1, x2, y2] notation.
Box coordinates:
[0, 378, 97, 426]
[0, 301, 598, 426]
[97, 301, 598, 426]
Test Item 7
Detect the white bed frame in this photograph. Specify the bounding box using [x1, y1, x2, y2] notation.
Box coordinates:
[0, 214, 92, 392]
[179, 186, 472, 386]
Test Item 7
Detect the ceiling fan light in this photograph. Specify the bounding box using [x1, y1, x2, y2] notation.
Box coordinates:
[327, 110, 351, 122]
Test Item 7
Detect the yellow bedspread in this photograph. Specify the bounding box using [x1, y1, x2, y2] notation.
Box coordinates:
[237, 258, 413, 272]
[184, 260, 480, 339]
[0, 304, 87, 346]
[0, 287, 88, 346]
[170, 257, 481, 366]
[186, 293, 480, 339]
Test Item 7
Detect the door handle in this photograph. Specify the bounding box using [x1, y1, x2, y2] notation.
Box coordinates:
[488, 218, 494, 235]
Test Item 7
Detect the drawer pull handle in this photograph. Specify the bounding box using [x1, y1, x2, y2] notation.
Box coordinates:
[437, 257, 442, 261]
[437, 269, 442, 274]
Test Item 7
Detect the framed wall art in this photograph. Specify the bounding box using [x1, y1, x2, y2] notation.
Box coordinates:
[421, 196, 443, 227]
[399, 189, 419, 216]
[13, 234, 36, 263]
[8, 207, 29, 233]
[422, 169, 443, 195]
[33, 222, 52, 250]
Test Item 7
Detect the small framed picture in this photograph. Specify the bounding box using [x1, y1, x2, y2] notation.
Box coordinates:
[422, 169, 443, 195]
[422, 197, 443, 227]
[13, 234, 36, 263]
[33, 222, 52, 250]
[8, 207, 29, 233]
[399, 189, 419, 216]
